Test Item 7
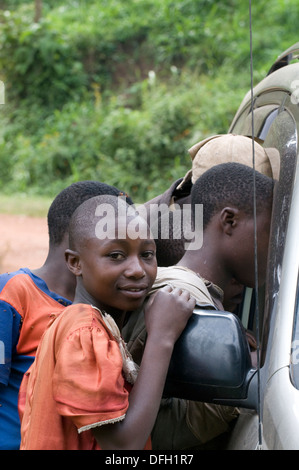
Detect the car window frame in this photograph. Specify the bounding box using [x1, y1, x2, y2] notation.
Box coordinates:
[229, 88, 299, 369]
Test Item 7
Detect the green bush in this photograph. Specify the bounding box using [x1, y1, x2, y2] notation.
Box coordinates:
[0, 5, 87, 109]
[0, 75, 198, 201]
[0, 0, 299, 203]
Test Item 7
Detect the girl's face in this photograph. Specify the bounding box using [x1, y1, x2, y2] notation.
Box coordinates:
[75, 215, 157, 316]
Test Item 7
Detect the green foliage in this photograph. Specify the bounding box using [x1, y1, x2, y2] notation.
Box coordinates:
[0, 76, 197, 201]
[0, 5, 87, 109]
[0, 0, 298, 202]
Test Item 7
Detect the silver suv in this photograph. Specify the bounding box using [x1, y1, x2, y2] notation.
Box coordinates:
[165, 43, 299, 450]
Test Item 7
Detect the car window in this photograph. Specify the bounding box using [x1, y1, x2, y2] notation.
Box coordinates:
[231, 104, 279, 139]
[260, 107, 297, 362]
[231, 93, 298, 366]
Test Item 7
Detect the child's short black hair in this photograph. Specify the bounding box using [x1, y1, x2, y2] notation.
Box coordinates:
[68, 194, 138, 251]
[47, 181, 133, 246]
[191, 162, 274, 229]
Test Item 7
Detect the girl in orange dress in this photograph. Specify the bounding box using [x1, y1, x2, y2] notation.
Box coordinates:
[19, 195, 195, 450]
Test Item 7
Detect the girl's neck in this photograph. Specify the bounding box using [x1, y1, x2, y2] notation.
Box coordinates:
[73, 283, 126, 329]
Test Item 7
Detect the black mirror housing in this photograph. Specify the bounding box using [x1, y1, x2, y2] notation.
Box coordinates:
[164, 309, 257, 409]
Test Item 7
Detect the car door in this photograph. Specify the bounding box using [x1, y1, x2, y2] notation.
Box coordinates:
[162, 50, 299, 450]
[225, 65, 299, 449]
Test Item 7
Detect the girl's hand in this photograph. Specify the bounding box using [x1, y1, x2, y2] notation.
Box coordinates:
[144, 285, 196, 344]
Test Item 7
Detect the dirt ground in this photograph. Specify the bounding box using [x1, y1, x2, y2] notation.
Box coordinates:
[0, 213, 48, 274]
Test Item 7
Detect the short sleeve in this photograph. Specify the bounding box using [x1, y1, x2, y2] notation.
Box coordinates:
[53, 324, 129, 433]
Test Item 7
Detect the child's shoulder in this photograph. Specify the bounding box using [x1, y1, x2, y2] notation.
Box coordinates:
[49, 304, 122, 367]
[53, 303, 109, 338]
[0, 267, 32, 292]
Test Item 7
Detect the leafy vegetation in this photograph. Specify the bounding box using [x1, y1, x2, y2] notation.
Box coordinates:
[0, 0, 298, 202]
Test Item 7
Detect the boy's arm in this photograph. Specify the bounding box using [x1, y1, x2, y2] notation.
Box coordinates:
[92, 286, 195, 450]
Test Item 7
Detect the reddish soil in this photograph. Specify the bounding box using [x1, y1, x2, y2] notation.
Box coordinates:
[0, 214, 48, 274]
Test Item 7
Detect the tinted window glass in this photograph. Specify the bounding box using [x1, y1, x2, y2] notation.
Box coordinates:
[231, 104, 279, 139]
[261, 108, 297, 361]
[232, 100, 298, 361]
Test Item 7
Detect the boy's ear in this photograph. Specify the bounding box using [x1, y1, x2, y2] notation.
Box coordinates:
[65, 249, 82, 276]
[220, 207, 239, 235]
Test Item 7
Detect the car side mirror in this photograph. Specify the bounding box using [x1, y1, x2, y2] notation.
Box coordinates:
[164, 308, 258, 410]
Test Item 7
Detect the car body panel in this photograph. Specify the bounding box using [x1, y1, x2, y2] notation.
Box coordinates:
[266, 160, 299, 377]
[262, 366, 299, 450]
[230, 62, 299, 133]
[225, 409, 259, 450]
[226, 366, 299, 450]
[165, 44, 299, 450]
[226, 44, 299, 450]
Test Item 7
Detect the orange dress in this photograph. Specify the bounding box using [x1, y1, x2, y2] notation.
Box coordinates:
[19, 304, 142, 450]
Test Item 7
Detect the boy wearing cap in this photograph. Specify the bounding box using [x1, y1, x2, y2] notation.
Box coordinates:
[144, 134, 279, 268]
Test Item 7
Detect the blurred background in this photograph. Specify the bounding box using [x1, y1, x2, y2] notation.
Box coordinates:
[0, 1, 298, 274]
[0, 0, 298, 206]
[1, 0, 298, 271]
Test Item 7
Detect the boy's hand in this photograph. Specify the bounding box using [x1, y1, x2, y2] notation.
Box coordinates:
[144, 285, 196, 344]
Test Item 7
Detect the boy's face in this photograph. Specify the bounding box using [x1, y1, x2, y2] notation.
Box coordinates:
[77, 215, 157, 315]
[228, 207, 272, 289]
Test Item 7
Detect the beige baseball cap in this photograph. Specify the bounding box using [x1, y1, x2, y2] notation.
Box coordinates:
[179, 134, 280, 187]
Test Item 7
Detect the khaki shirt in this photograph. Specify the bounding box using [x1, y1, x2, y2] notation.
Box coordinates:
[122, 266, 239, 450]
